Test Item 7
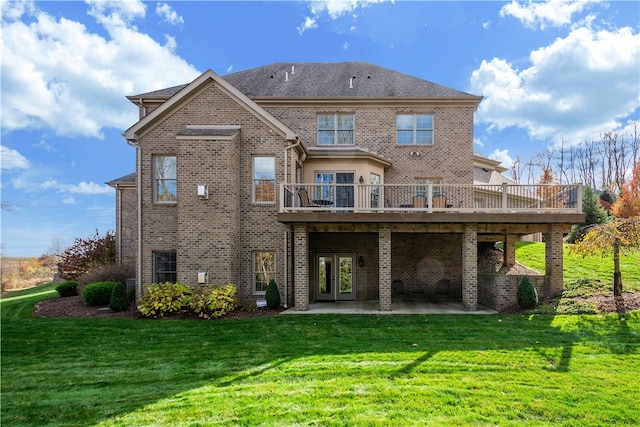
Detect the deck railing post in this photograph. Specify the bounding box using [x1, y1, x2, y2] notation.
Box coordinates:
[502, 183, 508, 212]
[576, 183, 583, 212]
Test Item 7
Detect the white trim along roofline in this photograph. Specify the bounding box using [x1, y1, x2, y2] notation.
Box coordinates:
[122, 69, 299, 143]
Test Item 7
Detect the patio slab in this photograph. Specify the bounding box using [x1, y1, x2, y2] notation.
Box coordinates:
[281, 301, 497, 315]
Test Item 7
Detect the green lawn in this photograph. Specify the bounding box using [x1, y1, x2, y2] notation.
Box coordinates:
[2, 286, 639, 426]
[516, 242, 640, 291]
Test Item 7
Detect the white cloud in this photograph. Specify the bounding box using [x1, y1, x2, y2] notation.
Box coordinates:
[63, 196, 76, 204]
[297, 16, 318, 35]
[11, 173, 113, 195]
[1, 1, 200, 138]
[298, 0, 387, 34]
[500, 0, 601, 30]
[488, 149, 514, 168]
[470, 25, 640, 146]
[40, 179, 113, 195]
[155, 2, 184, 25]
[343, 41, 350, 50]
[0, 145, 31, 170]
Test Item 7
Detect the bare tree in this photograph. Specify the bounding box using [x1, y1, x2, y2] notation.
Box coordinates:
[509, 156, 523, 184]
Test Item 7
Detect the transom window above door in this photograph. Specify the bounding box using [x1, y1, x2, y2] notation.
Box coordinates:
[397, 114, 433, 145]
[317, 114, 355, 145]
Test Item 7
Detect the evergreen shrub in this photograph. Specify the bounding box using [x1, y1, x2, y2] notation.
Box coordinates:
[265, 279, 280, 308]
[517, 276, 538, 309]
[109, 282, 130, 312]
[83, 281, 118, 306]
[55, 281, 78, 297]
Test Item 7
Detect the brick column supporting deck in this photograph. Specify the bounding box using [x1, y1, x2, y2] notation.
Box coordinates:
[462, 223, 478, 311]
[378, 224, 392, 311]
[545, 224, 564, 297]
[504, 235, 517, 267]
[293, 223, 309, 311]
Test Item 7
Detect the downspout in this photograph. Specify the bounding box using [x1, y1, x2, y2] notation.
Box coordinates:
[282, 137, 302, 308]
[125, 137, 143, 303]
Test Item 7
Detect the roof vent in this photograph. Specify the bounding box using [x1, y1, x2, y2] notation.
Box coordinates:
[291, 65, 295, 74]
[286, 71, 289, 82]
[349, 77, 354, 88]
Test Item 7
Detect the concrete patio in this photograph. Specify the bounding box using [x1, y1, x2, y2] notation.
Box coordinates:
[281, 301, 497, 315]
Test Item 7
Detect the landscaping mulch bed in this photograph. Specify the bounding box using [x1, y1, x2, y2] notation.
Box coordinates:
[33, 295, 285, 320]
[33, 292, 640, 319]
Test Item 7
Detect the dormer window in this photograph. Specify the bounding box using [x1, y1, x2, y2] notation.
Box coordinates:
[318, 114, 354, 145]
[397, 114, 433, 145]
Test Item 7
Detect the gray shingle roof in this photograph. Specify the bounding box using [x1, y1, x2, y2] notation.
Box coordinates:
[130, 62, 480, 100]
[106, 172, 136, 186]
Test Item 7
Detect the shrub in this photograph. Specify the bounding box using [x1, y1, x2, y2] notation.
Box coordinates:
[58, 230, 116, 280]
[265, 279, 280, 308]
[77, 263, 135, 291]
[189, 284, 237, 319]
[138, 282, 192, 318]
[83, 281, 118, 306]
[109, 282, 130, 312]
[55, 281, 78, 297]
[517, 276, 538, 309]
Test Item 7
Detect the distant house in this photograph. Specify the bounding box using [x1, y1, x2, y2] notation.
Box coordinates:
[109, 62, 583, 311]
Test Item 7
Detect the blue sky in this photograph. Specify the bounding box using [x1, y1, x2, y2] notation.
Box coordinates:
[1, 0, 639, 256]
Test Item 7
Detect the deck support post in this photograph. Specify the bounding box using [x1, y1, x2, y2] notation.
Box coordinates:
[545, 224, 564, 297]
[378, 224, 392, 311]
[504, 234, 517, 267]
[293, 223, 309, 311]
[462, 223, 478, 311]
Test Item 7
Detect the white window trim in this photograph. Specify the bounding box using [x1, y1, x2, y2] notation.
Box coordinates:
[153, 154, 177, 204]
[396, 114, 434, 145]
[252, 156, 276, 204]
[253, 251, 275, 295]
[317, 113, 355, 145]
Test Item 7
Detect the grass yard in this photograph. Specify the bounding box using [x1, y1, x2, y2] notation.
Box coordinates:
[516, 242, 640, 288]
[2, 285, 639, 426]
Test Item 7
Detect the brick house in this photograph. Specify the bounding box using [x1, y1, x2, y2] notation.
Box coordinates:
[109, 62, 583, 312]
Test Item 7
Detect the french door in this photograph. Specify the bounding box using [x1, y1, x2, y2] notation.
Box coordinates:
[315, 172, 355, 208]
[316, 254, 355, 301]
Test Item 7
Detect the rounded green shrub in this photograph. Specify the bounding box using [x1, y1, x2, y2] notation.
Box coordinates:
[55, 281, 78, 297]
[517, 276, 538, 309]
[83, 281, 118, 306]
[189, 283, 237, 319]
[138, 282, 192, 318]
[109, 282, 130, 312]
[265, 279, 280, 308]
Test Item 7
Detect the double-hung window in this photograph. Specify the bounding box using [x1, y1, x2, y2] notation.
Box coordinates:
[153, 251, 177, 283]
[153, 155, 177, 203]
[397, 114, 433, 145]
[253, 251, 275, 293]
[253, 156, 276, 203]
[318, 114, 355, 145]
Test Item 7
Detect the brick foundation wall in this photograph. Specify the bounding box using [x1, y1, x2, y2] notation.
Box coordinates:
[478, 273, 546, 312]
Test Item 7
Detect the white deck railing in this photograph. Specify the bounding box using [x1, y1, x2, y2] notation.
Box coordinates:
[279, 183, 582, 214]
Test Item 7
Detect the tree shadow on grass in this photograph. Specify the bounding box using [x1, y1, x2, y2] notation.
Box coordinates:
[2, 308, 638, 426]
